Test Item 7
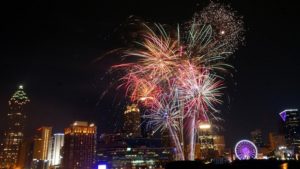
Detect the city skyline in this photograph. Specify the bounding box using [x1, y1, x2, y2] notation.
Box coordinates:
[0, 85, 296, 147]
[1, 0, 300, 149]
[0, 87, 299, 168]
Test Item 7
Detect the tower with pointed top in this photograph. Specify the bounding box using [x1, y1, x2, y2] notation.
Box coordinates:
[0, 85, 30, 169]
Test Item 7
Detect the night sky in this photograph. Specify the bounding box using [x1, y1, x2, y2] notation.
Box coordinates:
[0, 0, 299, 147]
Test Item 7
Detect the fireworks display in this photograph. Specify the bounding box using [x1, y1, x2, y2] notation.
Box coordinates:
[109, 2, 244, 160]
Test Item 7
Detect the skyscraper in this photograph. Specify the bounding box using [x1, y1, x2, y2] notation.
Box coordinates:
[48, 133, 64, 167]
[33, 127, 52, 160]
[0, 85, 30, 169]
[123, 104, 141, 138]
[62, 121, 96, 169]
[16, 138, 34, 169]
[32, 127, 52, 169]
[250, 129, 264, 147]
[279, 109, 300, 153]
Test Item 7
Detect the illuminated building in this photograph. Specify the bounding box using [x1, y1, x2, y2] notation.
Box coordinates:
[62, 121, 97, 169]
[47, 133, 64, 167]
[269, 132, 286, 150]
[32, 127, 52, 169]
[223, 148, 235, 162]
[274, 146, 294, 160]
[0, 85, 30, 169]
[33, 127, 52, 160]
[213, 135, 225, 156]
[251, 129, 264, 147]
[97, 134, 173, 169]
[197, 123, 217, 160]
[123, 104, 141, 138]
[279, 109, 300, 153]
[97, 147, 172, 169]
[195, 123, 225, 160]
[16, 139, 34, 169]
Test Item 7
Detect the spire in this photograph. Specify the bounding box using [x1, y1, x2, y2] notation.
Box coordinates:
[18, 85, 23, 89]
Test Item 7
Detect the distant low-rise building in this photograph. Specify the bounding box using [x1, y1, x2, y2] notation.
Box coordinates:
[97, 133, 173, 169]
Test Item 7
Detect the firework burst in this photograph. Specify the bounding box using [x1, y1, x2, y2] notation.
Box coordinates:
[177, 61, 224, 119]
[107, 2, 244, 160]
[143, 91, 184, 160]
[125, 24, 181, 84]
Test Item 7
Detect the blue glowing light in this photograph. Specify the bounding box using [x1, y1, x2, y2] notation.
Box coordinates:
[98, 164, 107, 169]
[279, 111, 287, 122]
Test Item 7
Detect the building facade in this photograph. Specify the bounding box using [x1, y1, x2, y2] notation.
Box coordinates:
[213, 135, 226, 156]
[48, 133, 64, 167]
[31, 127, 52, 169]
[16, 138, 34, 169]
[62, 121, 96, 169]
[97, 133, 173, 169]
[33, 127, 52, 160]
[279, 109, 300, 153]
[269, 132, 286, 150]
[197, 123, 218, 160]
[0, 85, 30, 169]
[251, 129, 264, 147]
[123, 104, 141, 138]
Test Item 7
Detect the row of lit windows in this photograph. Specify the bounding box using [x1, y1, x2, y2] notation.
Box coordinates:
[65, 127, 96, 134]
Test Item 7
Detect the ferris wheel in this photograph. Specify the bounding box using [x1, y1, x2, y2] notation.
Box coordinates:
[234, 139, 258, 160]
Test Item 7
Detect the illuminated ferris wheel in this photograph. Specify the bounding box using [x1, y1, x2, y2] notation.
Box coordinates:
[234, 139, 258, 160]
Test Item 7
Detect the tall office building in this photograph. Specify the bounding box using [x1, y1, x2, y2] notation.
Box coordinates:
[123, 104, 141, 138]
[47, 133, 64, 167]
[250, 129, 264, 147]
[33, 127, 52, 160]
[0, 85, 30, 169]
[16, 139, 34, 169]
[32, 127, 52, 169]
[62, 121, 96, 169]
[279, 109, 300, 152]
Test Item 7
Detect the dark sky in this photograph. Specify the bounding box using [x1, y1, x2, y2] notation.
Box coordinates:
[0, 0, 299, 147]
